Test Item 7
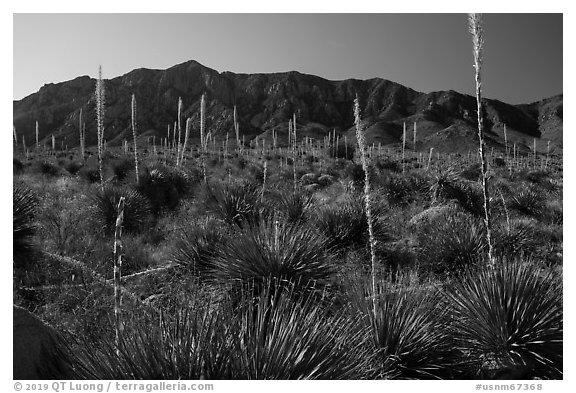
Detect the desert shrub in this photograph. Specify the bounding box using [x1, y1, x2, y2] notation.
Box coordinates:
[79, 165, 101, 183]
[344, 162, 366, 188]
[169, 218, 227, 277]
[35, 160, 60, 176]
[445, 259, 562, 379]
[121, 235, 157, 275]
[73, 282, 370, 379]
[110, 157, 135, 182]
[459, 163, 482, 181]
[135, 165, 193, 215]
[89, 186, 153, 235]
[64, 160, 83, 175]
[231, 156, 248, 170]
[13, 181, 39, 269]
[493, 156, 506, 167]
[203, 182, 268, 229]
[212, 221, 336, 296]
[247, 163, 265, 184]
[71, 291, 231, 379]
[348, 274, 455, 379]
[37, 196, 94, 256]
[429, 168, 484, 217]
[508, 187, 545, 218]
[227, 281, 371, 379]
[314, 198, 389, 251]
[274, 188, 315, 224]
[493, 220, 539, 258]
[13, 157, 24, 173]
[380, 172, 426, 206]
[375, 240, 417, 273]
[416, 211, 487, 275]
[375, 158, 400, 172]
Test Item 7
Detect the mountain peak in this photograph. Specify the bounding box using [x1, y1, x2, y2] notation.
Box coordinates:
[13, 60, 563, 152]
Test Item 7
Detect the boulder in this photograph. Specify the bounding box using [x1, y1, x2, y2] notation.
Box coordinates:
[13, 305, 75, 379]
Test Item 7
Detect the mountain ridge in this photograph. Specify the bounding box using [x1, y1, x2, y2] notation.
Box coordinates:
[13, 59, 563, 153]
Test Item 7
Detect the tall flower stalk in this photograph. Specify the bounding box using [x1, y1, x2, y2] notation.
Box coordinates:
[131, 94, 139, 182]
[176, 97, 183, 166]
[180, 117, 191, 165]
[200, 94, 206, 151]
[113, 196, 125, 355]
[200, 94, 207, 182]
[96, 65, 106, 192]
[353, 95, 377, 320]
[290, 118, 297, 192]
[35, 121, 39, 151]
[413, 121, 417, 150]
[79, 108, 85, 162]
[402, 122, 406, 173]
[234, 105, 240, 153]
[469, 13, 494, 266]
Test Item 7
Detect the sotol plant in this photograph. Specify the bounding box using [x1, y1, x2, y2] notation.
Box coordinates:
[95, 65, 106, 192]
[446, 259, 562, 378]
[131, 94, 139, 182]
[469, 13, 494, 265]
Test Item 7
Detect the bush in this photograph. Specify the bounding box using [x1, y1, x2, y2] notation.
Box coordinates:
[135, 165, 193, 215]
[203, 182, 268, 229]
[429, 168, 484, 217]
[348, 274, 455, 379]
[344, 162, 366, 188]
[13, 182, 39, 269]
[110, 157, 135, 182]
[79, 165, 101, 183]
[416, 211, 487, 275]
[169, 219, 227, 277]
[226, 282, 371, 379]
[381, 173, 426, 206]
[35, 160, 60, 176]
[375, 158, 400, 172]
[493, 220, 539, 258]
[508, 187, 545, 218]
[314, 198, 388, 251]
[73, 282, 371, 379]
[64, 160, 83, 175]
[459, 163, 482, 181]
[89, 186, 153, 235]
[212, 221, 336, 296]
[274, 188, 315, 224]
[445, 259, 562, 379]
[13, 158, 24, 173]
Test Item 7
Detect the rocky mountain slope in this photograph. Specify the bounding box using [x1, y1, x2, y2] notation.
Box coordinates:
[13, 60, 563, 154]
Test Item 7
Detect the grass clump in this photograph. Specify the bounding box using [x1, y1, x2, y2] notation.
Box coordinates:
[203, 182, 268, 229]
[314, 198, 388, 252]
[89, 186, 152, 235]
[212, 221, 336, 297]
[416, 210, 486, 275]
[445, 259, 562, 379]
[348, 273, 455, 379]
[72, 282, 370, 379]
[169, 218, 227, 277]
[13, 181, 39, 269]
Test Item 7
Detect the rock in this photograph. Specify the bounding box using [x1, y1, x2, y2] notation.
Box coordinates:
[13, 306, 75, 379]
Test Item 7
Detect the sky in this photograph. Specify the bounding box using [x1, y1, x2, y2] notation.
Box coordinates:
[13, 13, 562, 104]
